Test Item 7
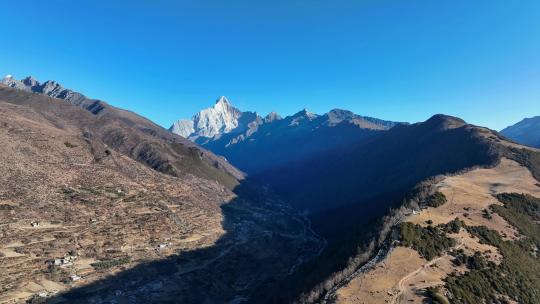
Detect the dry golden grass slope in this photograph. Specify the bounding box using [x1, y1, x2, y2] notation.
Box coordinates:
[0, 96, 232, 303]
[334, 157, 540, 304]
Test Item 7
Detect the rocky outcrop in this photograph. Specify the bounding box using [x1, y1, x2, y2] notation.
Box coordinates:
[2, 75, 88, 106]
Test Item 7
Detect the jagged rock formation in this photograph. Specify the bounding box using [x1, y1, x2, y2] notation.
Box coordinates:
[501, 116, 540, 148]
[170, 96, 262, 142]
[2, 75, 88, 106]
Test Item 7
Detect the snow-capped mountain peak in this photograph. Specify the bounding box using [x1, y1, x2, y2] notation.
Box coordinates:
[215, 96, 230, 105]
[170, 96, 262, 141]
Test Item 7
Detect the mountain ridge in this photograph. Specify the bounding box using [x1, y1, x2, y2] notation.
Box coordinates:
[1, 76, 244, 185]
[501, 116, 540, 148]
[259, 114, 540, 303]
[171, 97, 403, 174]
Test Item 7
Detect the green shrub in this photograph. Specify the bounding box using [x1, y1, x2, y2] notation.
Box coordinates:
[495, 193, 540, 220]
[502, 147, 540, 181]
[397, 222, 455, 260]
[451, 251, 491, 270]
[91, 256, 131, 270]
[440, 218, 464, 234]
[425, 192, 447, 208]
[26, 295, 47, 304]
[426, 286, 449, 304]
[444, 193, 540, 304]
[64, 141, 77, 148]
[494, 193, 540, 245]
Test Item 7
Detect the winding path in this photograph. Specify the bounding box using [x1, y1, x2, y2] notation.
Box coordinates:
[391, 243, 463, 304]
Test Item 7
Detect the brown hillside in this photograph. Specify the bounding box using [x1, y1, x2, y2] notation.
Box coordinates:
[0, 86, 322, 303]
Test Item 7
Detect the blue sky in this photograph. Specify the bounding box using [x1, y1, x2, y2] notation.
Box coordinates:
[0, 0, 538, 130]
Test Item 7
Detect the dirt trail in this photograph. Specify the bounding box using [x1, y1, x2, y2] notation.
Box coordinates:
[391, 243, 462, 304]
[333, 158, 540, 304]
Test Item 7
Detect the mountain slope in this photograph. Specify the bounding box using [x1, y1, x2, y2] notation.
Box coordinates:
[172, 97, 401, 174]
[334, 158, 540, 304]
[258, 115, 499, 216]
[0, 95, 233, 302]
[0, 83, 322, 303]
[256, 115, 540, 303]
[1, 76, 243, 187]
[501, 116, 540, 148]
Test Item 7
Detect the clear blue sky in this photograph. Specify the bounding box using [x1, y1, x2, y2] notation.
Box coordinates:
[0, 0, 538, 130]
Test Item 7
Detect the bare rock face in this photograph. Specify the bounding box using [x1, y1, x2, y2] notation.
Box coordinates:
[170, 96, 263, 141]
[1, 75, 28, 90]
[170, 119, 195, 138]
[2, 75, 88, 106]
[264, 111, 282, 123]
[195, 96, 242, 137]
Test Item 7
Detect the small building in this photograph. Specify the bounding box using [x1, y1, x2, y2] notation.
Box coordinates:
[70, 275, 82, 282]
[48, 256, 75, 266]
[37, 291, 49, 298]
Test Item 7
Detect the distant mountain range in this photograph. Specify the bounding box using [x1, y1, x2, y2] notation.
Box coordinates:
[171, 97, 402, 174]
[501, 116, 540, 148]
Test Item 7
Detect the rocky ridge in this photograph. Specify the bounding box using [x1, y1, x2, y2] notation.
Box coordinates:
[171, 97, 401, 174]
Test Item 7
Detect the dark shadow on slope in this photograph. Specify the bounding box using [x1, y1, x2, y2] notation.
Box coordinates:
[45, 180, 324, 304]
[248, 116, 508, 302]
[254, 115, 499, 215]
[202, 114, 394, 175]
[255, 126, 540, 303]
